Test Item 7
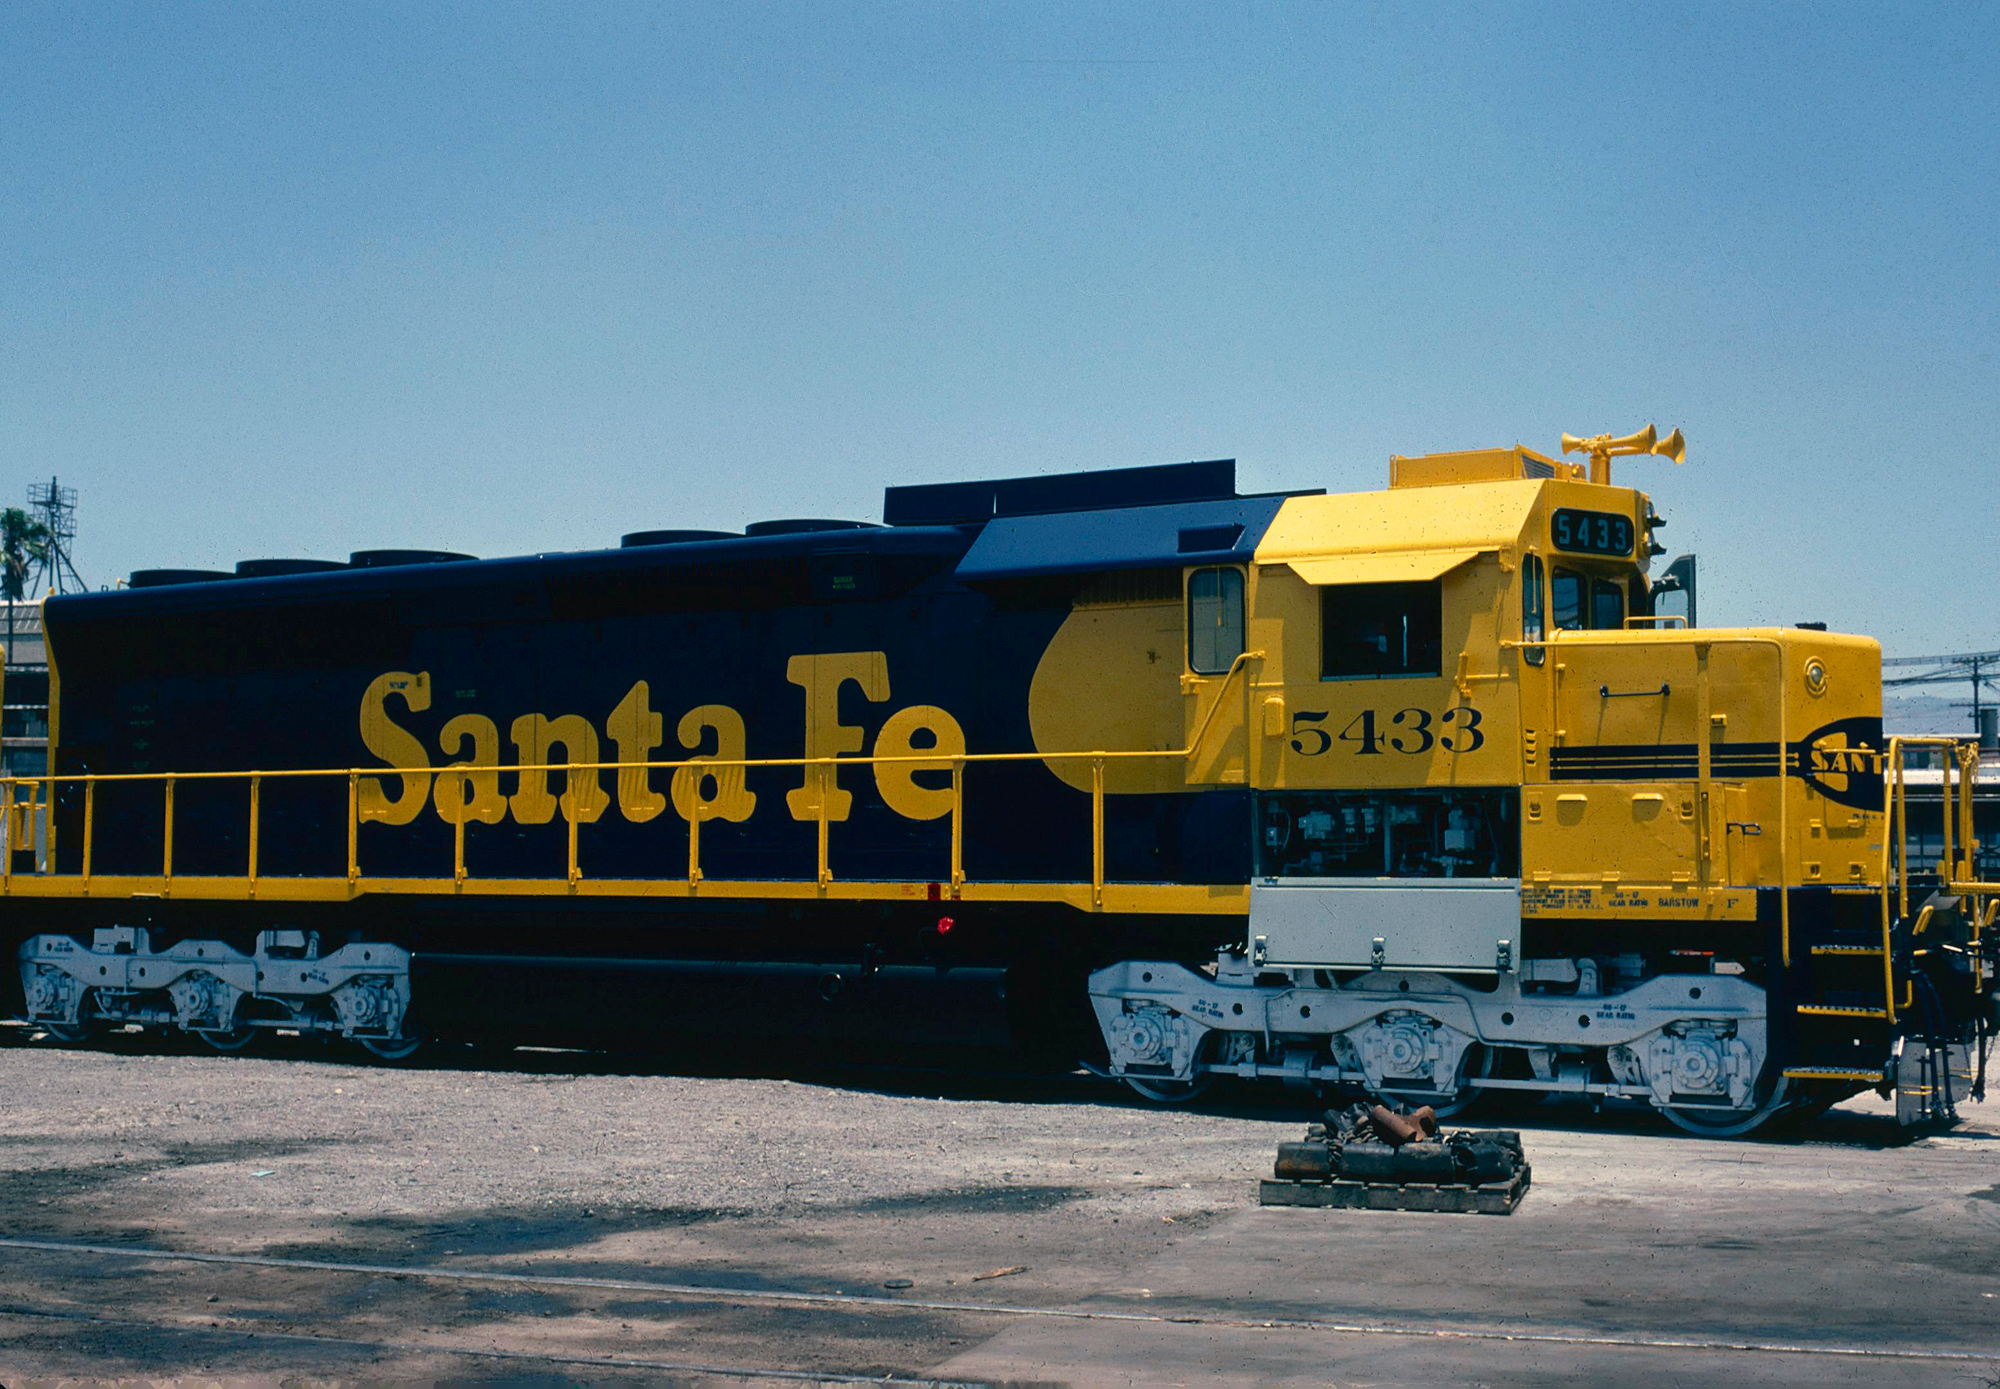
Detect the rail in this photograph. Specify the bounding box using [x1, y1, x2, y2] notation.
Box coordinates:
[0, 653, 1266, 916]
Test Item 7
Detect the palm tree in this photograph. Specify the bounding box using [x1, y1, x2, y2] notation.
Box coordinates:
[1, 507, 51, 668]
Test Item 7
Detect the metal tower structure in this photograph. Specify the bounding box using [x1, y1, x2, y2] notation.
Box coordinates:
[26, 476, 84, 596]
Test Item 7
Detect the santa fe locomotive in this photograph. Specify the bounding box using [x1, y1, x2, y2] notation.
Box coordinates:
[5, 427, 1994, 1134]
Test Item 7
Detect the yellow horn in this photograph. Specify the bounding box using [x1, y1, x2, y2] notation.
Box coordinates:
[1605, 424, 1657, 456]
[1560, 424, 1682, 482]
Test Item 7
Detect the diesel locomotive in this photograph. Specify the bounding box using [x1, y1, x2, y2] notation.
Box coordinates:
[5, 427, 1993, 1134]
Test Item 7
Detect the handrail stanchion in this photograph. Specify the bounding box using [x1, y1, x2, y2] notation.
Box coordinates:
[1695, 643, 1712, 887]
[81, 779, 95, 887]
[950, 756, 965, 893]
[1879, 740, 1899, 1025]
[2, 778, 14, 891]
[37, 777, 50, 874]
[565, 764, 581, 886]
[453, 811, 467, 887]
[1774, 644, 1788, 969]
[162, 776, 175, 886]
[687, 801, 702, 888]
[1091, 757, 1105, 911]
[816, 761, 831, 887]
[247, 774, 261, 892]
[346, 771, 359, 884]
[1895, 742, 1910, 921]
[1959, 744, 1977, 883]
[16, 780, 34, 876]
[1942, 745, 1956, 889]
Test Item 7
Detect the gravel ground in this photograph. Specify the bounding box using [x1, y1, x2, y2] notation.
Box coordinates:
[3, 1024, 1995, 1387]
[0, 1026, 1305, 1382]
[0, 1029, 1294, 1238]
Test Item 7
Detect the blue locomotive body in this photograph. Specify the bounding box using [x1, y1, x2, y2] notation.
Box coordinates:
[17, 462, 1280, 1051]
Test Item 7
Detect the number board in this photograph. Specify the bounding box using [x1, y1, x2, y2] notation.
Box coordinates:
[1551, 508, 1633, 557]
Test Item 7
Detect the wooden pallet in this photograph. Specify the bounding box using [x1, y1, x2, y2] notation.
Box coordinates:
[1258, 1163, 1531, 1215]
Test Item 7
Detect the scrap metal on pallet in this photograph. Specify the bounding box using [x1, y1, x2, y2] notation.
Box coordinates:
[1259, 1103, 1532, 1214]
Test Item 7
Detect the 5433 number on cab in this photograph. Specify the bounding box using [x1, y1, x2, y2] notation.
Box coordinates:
[1289, 706, 1483, 757]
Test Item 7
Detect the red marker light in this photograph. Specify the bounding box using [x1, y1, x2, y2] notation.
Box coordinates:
[936, 916, 954, 935]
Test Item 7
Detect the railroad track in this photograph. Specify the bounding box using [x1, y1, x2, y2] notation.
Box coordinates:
[2, 1236, 1993, 1375]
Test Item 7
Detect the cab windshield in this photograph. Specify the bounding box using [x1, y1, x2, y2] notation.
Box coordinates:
[1553, 569, 1627, 631]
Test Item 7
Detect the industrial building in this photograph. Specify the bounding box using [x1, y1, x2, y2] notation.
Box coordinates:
[1, 600, 48, 780]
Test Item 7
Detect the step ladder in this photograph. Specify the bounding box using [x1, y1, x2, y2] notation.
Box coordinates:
[1782, 738, 1994, 1115]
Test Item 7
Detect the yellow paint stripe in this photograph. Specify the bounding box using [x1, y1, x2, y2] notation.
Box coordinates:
[0, 874, 1249, 916]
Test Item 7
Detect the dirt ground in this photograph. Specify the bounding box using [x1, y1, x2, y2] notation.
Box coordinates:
[0, 1027, 1299, 1382]
[2, 1024, 1997, 1386]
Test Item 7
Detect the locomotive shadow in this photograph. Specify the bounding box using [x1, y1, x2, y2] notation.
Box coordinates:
[0, 1133, 329, 1241]
[255, 1180, 1089, 1267]
[0, 1309, 391, 1380]
[4, 1020, 1955, 1148]
[235, 1184, 1088, 1349]
[422, 1043, 1942, 1149]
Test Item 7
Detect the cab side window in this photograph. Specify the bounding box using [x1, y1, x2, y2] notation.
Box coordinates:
[1522, 554, 1546, 666]
[1553, 567, 1627, 631]
[1552, 569, 1585, 631]
[1187, 567, 1245, 674]
[1322, 581, 1442, 679]
[1591, 578, 1625, 631]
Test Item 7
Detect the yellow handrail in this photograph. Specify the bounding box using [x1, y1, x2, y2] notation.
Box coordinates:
[2, 776, 14, 892]
[684, 800, 701, 889]
[346, 772, 359, 881]
[246, 775, 260, 886]
[1091, 758, 1106, 909]
[81, 780, 95, 885]
[949, 757, 964, 890]
[162, 777, 175, 884]
[0, 729, 1265, 911]
[1185, 649, 1264, 765]
[1881, 734, 1998, 1024]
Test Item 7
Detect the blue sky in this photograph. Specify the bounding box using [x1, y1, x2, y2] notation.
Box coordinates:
[2, 3, 1995, 656]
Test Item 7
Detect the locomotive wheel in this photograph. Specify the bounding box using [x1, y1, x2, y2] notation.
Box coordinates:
[1120, 1027, 1236, 1104]
[1122, 1073, 1214, 1104]
[40, 1016, 101, 1045]
[1375, 1042, 1498, 1119]
[196, 1024, 261, 1054]
[358, 1031, 424, 1062]
[1657, 1075, 1792, 1137]
[39, 991, 100, 1045]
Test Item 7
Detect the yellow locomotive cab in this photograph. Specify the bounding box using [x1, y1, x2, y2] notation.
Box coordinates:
[1088, 431, 1989, 1131]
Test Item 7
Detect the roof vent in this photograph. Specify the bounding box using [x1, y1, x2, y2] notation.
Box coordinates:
[1178, 523, 1244, 553]
[235, 558, 348, 578]
[621, 529, 740, 548]
[348, 549, 477, 568]
[128, 569, 232, 588]
[884, 459, 1238, 527]
[743, 519, 878, 537]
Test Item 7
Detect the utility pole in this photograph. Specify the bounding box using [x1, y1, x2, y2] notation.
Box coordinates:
[1883, 649, 2000, 739]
